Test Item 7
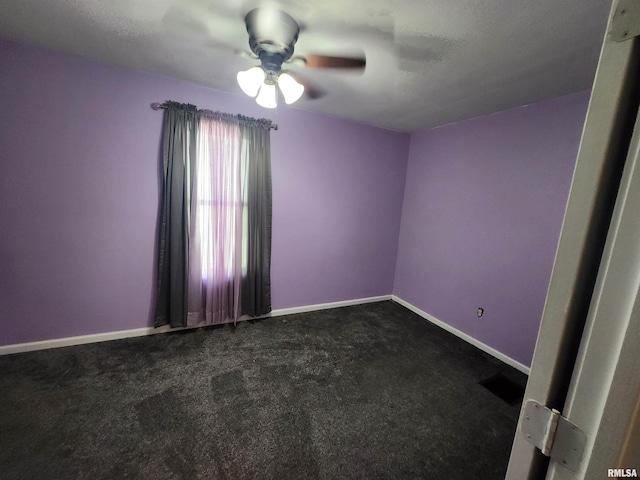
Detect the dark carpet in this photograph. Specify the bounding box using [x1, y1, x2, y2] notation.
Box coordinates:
[479, 373, 525, 406]
[0, 301, 526, 479]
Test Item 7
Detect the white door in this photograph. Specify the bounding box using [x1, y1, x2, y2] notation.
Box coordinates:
[506, 0, 640, 477]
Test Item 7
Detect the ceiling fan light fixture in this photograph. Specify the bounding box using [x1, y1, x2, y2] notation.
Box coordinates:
[277, 72, 304, 104]
[255, 82, 277, 109]
[237, 66, 265, 97]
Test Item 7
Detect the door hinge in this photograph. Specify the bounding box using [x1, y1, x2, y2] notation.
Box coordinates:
[520, 400, 587, 472]
[609, 0, 640, 42]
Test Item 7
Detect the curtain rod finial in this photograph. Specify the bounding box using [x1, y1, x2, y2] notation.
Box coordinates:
[151, 102, 163, 110]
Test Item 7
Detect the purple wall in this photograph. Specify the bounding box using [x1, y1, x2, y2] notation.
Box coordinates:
[0, 36, 590, 367]
[394, 91, 590, 366]
[0, 39, 410, 346]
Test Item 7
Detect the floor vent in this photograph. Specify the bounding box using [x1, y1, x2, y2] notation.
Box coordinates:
[479, 373, 525, 405]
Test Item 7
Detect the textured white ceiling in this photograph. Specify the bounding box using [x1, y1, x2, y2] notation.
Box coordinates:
[0, 0, 612, 132]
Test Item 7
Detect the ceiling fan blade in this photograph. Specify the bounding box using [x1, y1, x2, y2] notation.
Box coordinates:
[303, 83, 327, 100]
[162, 5, 211, 40]
[285, 71, 327, 100]
[234, 49, 259, 60]
[163, 5, 254, 58]
[201, 38, 255, 58]
[294, 55, 366, 70]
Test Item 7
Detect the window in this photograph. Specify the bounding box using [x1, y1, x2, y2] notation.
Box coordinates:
[154, 103, 272, 329]
[194, 122, 246, 282]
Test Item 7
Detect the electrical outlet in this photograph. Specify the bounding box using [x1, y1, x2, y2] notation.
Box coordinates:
[477, 308, 484, 318]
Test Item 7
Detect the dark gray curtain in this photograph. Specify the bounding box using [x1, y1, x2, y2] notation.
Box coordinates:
[154, 103, 198, 328]
[240, 121, 272, 317]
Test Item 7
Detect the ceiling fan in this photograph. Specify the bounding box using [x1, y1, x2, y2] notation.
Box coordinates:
[236, 8, 366, 108]
[237, 8, 366, 108]
[164, 6, 366, 109]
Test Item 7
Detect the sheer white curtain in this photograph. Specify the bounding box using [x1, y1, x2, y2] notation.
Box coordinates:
[187, 116, 247, 326]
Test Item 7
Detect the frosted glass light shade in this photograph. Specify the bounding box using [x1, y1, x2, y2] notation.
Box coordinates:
[237, 66, 265, 97]
[255, 83, 277, 109]
[277, 72, 305, 104]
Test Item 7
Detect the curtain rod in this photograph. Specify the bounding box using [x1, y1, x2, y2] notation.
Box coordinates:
[150, 102, 278, 130]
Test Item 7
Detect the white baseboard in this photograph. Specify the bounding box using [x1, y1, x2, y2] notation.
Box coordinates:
[0, 294, 531, 376]
[391, 295, 530, 375]
[0, 295, 391, 356]
[261, 295, 391, 318]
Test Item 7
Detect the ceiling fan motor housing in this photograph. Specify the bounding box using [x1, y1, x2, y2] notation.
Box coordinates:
[245, 8, 300, 72]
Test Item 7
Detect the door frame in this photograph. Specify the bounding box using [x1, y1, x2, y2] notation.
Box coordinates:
[506, 0, 640, 477]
